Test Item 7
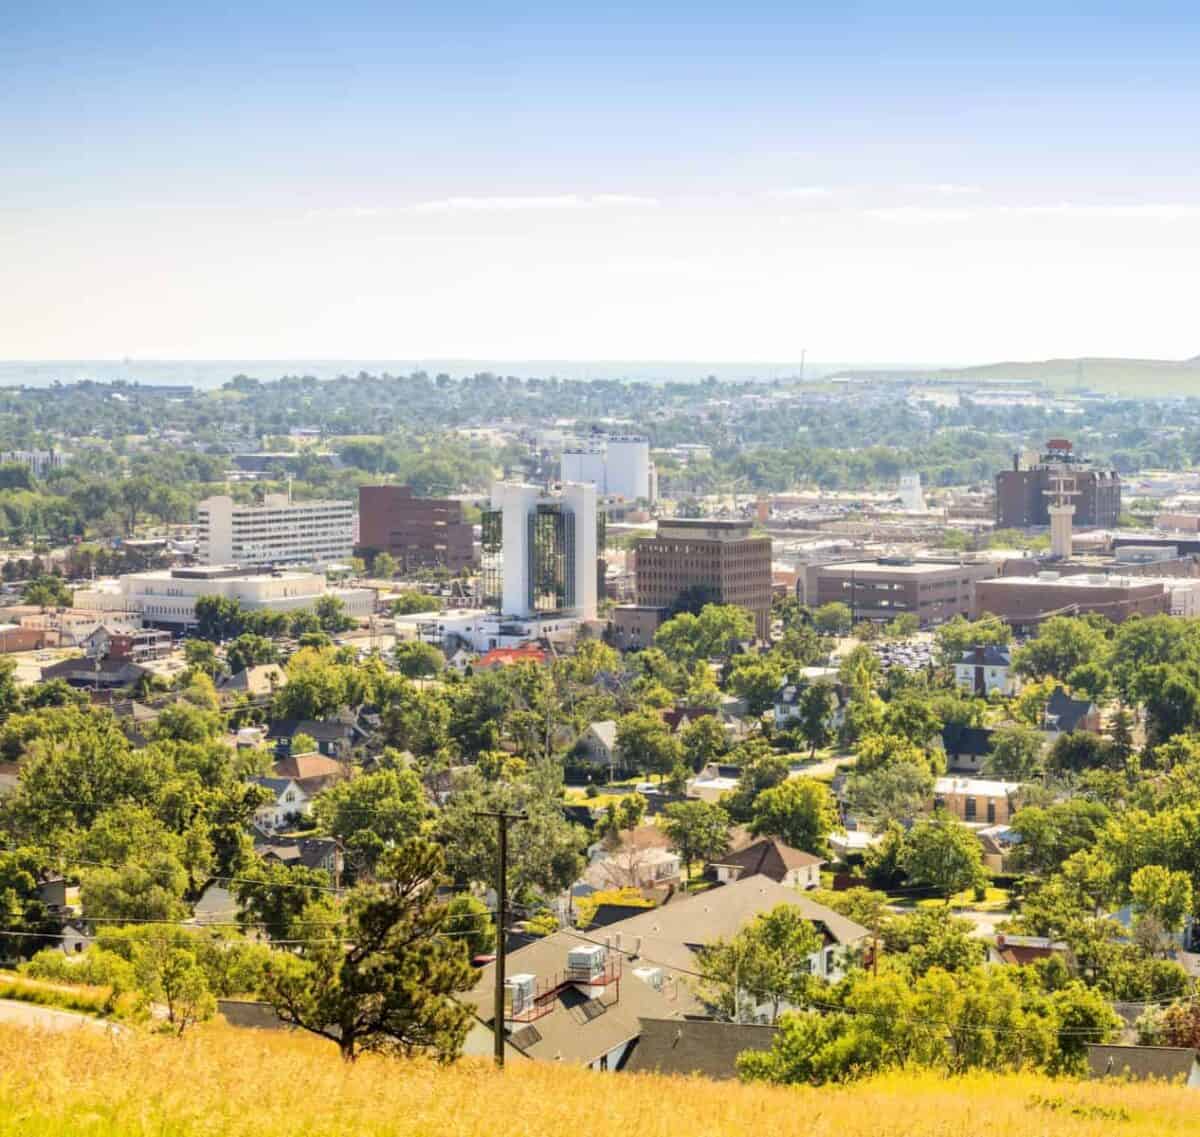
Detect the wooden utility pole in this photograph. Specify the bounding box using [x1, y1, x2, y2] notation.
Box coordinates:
[476, 808, 527, 1068]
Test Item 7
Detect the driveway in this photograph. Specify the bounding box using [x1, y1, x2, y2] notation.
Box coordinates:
[0, 999, 114, 1032]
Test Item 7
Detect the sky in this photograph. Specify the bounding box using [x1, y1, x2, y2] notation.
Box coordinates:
[4, 1, 1200, 364]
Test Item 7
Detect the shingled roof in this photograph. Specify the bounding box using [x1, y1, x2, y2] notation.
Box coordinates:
[622, 1018, 777, 1080]
[1087, 1044, 1200, 1084]
[708, 837, 823, 882]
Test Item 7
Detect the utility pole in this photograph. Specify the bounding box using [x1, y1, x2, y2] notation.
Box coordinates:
[476, 808, 527, 1068]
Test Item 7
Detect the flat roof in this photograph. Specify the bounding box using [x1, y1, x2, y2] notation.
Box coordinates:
[980, 574, 1165, 591]
[820, 558, 975, 575]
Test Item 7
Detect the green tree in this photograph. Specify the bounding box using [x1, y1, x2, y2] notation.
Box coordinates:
[1013, 615, 1110, 682]
[796, 682, 836, 757]
[726, 656, 784, 716]
[390, 590, 440, 615]
[615, 710, 682, 780]
[183, 639, 222, 679]
[315, 595, 354, 633]
[985, 723, 1046, 779]
[812, 602, 852, 636]
[698, 903, 823, 1023]
[393, 640, 445, 678]
[443, 894, 496, 956]
[844, 760, 934, 826]
[749, 778, 838, 854]
[134, 935, 217, 1035]
[224, 633, 279, 674]
[653, 604, 755, 665]
[661, 800, 730, 884]
[680, 714, 729, 772]
[372, 552, 397, 579]
[901, 813, 984, 899]
[232, 859, 332, 942]
[312, 768, 427, 876]
[21, 574, 72, 608]
[1130, 865, 1193, 933]
[260, 839, 477, 1062]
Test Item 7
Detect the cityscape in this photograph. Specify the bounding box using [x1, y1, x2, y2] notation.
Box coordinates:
[4, 3, 1200, 1136]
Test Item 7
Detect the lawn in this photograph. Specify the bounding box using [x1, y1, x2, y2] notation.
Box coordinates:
[916, 886, 1012, 912]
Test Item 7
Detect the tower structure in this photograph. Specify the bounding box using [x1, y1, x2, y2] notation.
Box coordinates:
[1043, 439, 1079, 559]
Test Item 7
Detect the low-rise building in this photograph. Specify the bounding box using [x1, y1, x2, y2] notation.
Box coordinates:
[973, 572, 1170, 631]
[814, 556, 999, 627]
[610, 604, 667, 651]
[934, 776, 1021, 826]
[1043, 687, 1102, 735]
[954, 645, 1018, 696]
[709, 838, 823, 889]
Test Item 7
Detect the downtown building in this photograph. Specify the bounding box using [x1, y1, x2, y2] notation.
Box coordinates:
[994, 440, 1121, 530]
[633, 518, 772, 640]
[196, 494, 355, 570]
[560, 434, 655, 502]
[356, 485, 476, 573]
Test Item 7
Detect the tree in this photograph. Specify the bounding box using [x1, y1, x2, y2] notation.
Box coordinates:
[726, 656, 784, 716]
[194, 595, 246, 641]
[615, 710, 682, 780]
[680, 714, 728, 772]
[749, 779, 838, 855]
[1009, 799, 1112, 875]
[1013, 615, 1110, 682]
[653, 604, 755, 665]
[312, 768, 427, 876]
[233, 859, 332, 942]
[261, 839, 477, 1062]
[661, 800, 730, 884]
[372, 552, 397, 579]
[225, 633, 279, 674]
[901, 813, 984, 899]
[393, 640, 444, 678]
[183, 639, 221, 679]
[796, 682, 836, 757]
[863, 821, 908, 889]
[812, 602, 852, 636]
[390, 590, 440, 615]
[21, 574, 72, 608]
[985, 724, 1046, 779]
[134, 936, 217, 1035]
[1130, 865, 1193, 933]
[881, 908, 984, 977]
[844, 760, 934, 826]
[698, 903, 823, 1023]
[442, 894, 496, 956]
[933, 613, 1010, 668]
[315, 595, 354, 633]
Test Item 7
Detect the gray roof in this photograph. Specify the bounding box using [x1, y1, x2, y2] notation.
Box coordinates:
[622, 1018, 777, 1080]
[1087, 1044, 1199, 1083]
[587, 720, 618, 749]
[957, 645, 1012, 667]
[462, 931, 685, 1065]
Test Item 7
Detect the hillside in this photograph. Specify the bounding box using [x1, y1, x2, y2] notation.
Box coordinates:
[1, 1022, 1197, 1137]
[830, 356, 1200, 396]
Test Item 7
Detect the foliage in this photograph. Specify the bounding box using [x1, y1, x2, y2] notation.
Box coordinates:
[901, 813, 985, 899]
[312, 768, 428, 876]
[393, 641, 444, 678]
[748, 778, 838, 855]
[653, 604, 755, 665]
[661, 800, 730, 883]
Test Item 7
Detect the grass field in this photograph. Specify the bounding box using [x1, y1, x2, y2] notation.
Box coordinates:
[1, 1021, 1198, 1137]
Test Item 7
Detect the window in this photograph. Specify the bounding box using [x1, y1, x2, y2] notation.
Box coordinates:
[964, 796, 977, 821]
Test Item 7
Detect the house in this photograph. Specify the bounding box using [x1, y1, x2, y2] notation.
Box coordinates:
[461, 933, 686, 1071]
[934, 776, 1021, 826]
[688, 764, 741, 803]
[708, 838, 823, 890]
[250, 776, 313, 831]
[987, 933, 1069, 967]
[941, 723, 995, 774]
[580, 845, 682, 891]
[271, 752, 347, 796]
[1087, 1044, 1200, 1086]
[954, 645, 1018, 697]
[219, 664, 287, 699]
[476, 644, 548, 670]
[589, 875, 870, 1014]
[39, 654, 146, 689]
[578, 721, 623, 774]
[773, 671, 843, 732]
[622, 1018, 777, 1080]
[828, 829, 882, 861]
[976, 824, 1021, 871]
[446, 648, 475, 673]
[256, 835, 342, 876]
[267, 717, 363, 759]
[661, 706, 716, 734]
[1043, 687, 1102, 735]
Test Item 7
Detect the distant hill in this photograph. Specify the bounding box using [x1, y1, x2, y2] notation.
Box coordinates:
[830, 356, 1200, 396]
[3, 1021, 1195, 1137]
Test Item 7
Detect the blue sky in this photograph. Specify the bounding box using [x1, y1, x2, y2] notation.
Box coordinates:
[4, 2, 1200, 360]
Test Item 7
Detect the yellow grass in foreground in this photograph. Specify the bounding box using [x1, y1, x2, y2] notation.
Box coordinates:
[1, 1022, 1198, 1137]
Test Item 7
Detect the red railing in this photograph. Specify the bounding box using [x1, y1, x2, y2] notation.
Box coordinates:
[507, 957, 623, 1022]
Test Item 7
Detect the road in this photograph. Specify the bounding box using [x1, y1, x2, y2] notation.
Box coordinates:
[0, 999, 114, 1032]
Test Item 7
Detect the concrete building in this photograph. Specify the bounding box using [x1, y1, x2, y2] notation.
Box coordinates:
[0, 448, 67, 476]
[73, 565, 373, 630]
[356, 484, 476, 573]
[610, 604, 667, 650]
[560, 435, 653, 502]
[634, 519, 773, 640]
[196, 494, 355, 569]
[973, 572, 1170, 631]
[934, 776, 1021, 826]
[483, 481, 599, 621]
[813, 556, 1000, 627]
[995, 440, 1121, 530]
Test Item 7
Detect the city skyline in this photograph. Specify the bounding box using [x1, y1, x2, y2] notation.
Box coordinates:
[5, 2, 1200, 361]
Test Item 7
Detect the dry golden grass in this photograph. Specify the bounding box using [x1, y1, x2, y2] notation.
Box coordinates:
[1, 1021, 1199, 1137]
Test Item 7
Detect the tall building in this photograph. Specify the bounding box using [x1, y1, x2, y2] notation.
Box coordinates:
[483, 481, 599, 620]
[356, 485, 476, 573]
[995, 440, 1120, 530]
[196, 494, 355, 569]
[634, 519, 772, 639]
[560, 434, 654, 502]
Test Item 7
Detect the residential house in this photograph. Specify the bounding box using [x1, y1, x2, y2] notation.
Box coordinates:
[622, 1018, 777, 1080]
[256, 834, 342, 877]
[688, 763, 741, 803]
[976, 824, 1022, 871]
[934, 776, 1021, 826]
[988, 933, 1069, 967]
[250, 776, 313, 831]
[1087, 1045, 1200, 1086]
[708, 838, 823, 890]
[1043, 687, 1102, 735]
[462, 933, 686, 1071]
[578, 720, 623, 775]
[772, 668, 843, 732]
[476, 644, 548, 670]
[219, 664, 287, 699]
[271, 752, 347, 796]
[583, 827, 682, 891]
[954, 645, 1019, 697]
[267, 716, 364, 759]
[941, 723, 995, 775]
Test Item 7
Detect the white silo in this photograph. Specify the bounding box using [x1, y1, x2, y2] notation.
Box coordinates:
[604, 436, 650, 500]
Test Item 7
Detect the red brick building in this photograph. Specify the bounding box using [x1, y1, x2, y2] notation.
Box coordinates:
[357, 485, 476, 573]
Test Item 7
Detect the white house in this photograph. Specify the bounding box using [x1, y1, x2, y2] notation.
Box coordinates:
[773, 670, 843, 731]
[954, 645, 1018, 697]
[251, 776, 313, 831]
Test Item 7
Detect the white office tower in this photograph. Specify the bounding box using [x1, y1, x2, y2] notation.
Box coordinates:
[489, 481, 598, 620]
[558, 435, 651, 501]
[604, 436, 651, 500]
[196, 494, 355, 569]
[898, 472, 927, 513]
[560, 440, 607, 489]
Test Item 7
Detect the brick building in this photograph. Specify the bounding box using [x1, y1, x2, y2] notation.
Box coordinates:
[973, 573, 1170, 632]
[813, 557, 1000, 627]
[357, 485, 476, 573]
[634, 519, 772, 639]
[994, 443, 1121, 529]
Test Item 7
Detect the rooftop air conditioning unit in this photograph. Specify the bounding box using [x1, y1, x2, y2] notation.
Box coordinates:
[504, 973, 536, 1017]
[566, 944, 606, 980]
